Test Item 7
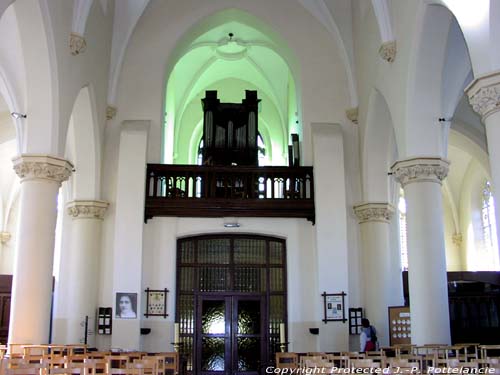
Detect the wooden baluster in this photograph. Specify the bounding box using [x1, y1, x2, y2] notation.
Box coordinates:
[152, 172, 158, 197]
[271, 173, 275, 199]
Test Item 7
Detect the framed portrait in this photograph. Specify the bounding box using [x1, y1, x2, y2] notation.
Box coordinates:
[322, 291, 347, 323]
[115, 292, 138, 319]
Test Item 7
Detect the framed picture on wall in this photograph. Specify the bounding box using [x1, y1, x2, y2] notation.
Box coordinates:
[115, 292, 138, 319]
[144, 288, 169, 318]
[322, 291, 347, 323]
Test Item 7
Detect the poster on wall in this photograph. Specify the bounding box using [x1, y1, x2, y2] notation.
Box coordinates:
[322, 291, 347, 323]
[115, 292, 138, 319]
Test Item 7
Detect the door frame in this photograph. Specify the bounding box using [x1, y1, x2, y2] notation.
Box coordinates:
[195, 293, 267, 375]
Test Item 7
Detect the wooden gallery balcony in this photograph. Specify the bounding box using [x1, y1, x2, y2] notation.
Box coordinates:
[144, 164, 315, 223]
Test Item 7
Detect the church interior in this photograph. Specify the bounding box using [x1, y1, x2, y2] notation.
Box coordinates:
[1, 0, 500, 373]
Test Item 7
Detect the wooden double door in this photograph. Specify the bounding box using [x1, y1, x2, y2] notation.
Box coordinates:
[197, 294, 266, 375]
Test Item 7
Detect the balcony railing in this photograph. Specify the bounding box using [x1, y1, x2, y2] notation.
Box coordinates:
[145, 164, 315, 223]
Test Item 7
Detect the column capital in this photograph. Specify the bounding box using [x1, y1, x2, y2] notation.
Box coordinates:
[106, 105, 117, 120]
[353, 202, 395, 224]
[390, 157, 449, 187]
[346, 107, 358, 124]
[67, 200, 109, 220]
[379, 40, 397, 63]
[465, 70, 500, 121]
[12, 154, 73, 184]
[70, 32, 87, 56]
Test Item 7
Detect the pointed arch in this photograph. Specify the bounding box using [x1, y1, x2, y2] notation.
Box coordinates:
[65, 85, 101, 200]
[362, 89, 398, 202]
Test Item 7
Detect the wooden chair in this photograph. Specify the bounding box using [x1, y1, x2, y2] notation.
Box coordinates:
[387, 358, 420, 374]
[157, 353, 178, 375]
[480, 345, 500, 359]
[275, 352, 298, 369]
[83, 358, 106, 375]
[131, 359, 157, 375]
[326, 354, 349, 368]
[300, 356, 324, 368]
[141, 356, 164, 375]
[351, 359, 380, 369]
[3, 367, 43, 375]
[66, 345, 87, 357]
[41, 356, 68, 370]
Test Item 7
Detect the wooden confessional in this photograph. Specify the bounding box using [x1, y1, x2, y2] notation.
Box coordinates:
[201, 90, 260, 166]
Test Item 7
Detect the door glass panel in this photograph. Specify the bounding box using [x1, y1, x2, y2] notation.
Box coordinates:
[269, 241, 283, 264]
[238, 300, 260, 334]
[179, 294, 194, 334]
[199, 267, 230, 292]
[202, 300, 225, 334]
[198, 239, 230, 264]
[270, 268, 284, 292]
[234, 239, 266, 264]
[201, 337, 225, 371]
[234, 267, 266, 292]
[237, 337, 260, 371]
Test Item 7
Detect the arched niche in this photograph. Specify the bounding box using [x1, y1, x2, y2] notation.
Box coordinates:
[164, 9, 300, 166]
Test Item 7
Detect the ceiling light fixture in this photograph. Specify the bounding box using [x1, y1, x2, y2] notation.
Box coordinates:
[223, 222, 240, 228]
[11, 112, 27, 119]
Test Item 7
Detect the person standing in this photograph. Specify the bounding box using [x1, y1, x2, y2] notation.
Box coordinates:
[360, 318, 377, 351]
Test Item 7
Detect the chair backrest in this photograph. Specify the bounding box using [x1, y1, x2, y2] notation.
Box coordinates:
[351, 359, 380, 369]
[131, 359, 157, 375]
[275, 352, 298, 369]
[326, 355, 349, 368]
[141, 356, 164, 375]
[83, 358, 107, 375]
[106, 355, 131, 374]
[158, 352, 178, 375]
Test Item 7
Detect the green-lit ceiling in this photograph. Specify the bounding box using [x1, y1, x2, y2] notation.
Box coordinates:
[164, 19, 300, 166]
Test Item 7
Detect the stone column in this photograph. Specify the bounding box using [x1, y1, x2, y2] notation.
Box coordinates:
[66, 200, 109, 345]
[466, 71, 500, 250]
[353, 202, 396, 347]
[390, 157, 451, 345]
[8, 155, 73, 346]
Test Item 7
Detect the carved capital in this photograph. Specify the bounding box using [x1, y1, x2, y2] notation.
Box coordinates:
[70, 33, 87, 56]
[346, 107, 358, 124]
[390, 157, 449, 187]
[353, 202, 395, 224]
[379, 40, 397, 63]
[12, 155, 73, 184]
[465, 70, 500, 121]
[0, 231, 11, 244]
[106, 105, 117, 120]
[67, 200, 109, 220]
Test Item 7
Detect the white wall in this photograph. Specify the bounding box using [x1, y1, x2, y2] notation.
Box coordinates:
[141, 217, 318, 353]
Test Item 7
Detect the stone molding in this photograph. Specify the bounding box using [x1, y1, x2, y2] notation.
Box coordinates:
[353, 202, 395, 224]
[12, 155, 73, 184]
[346, 107, 358, 124]
[379, 40, 396, 63]
[390, 157, 449, 187]
[0, 231, 11, 244]
[70, 32, 87, 56]
[67, 200, 109, 220]
[106, 105, 117, 120]
[465, 70, 500, 121]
